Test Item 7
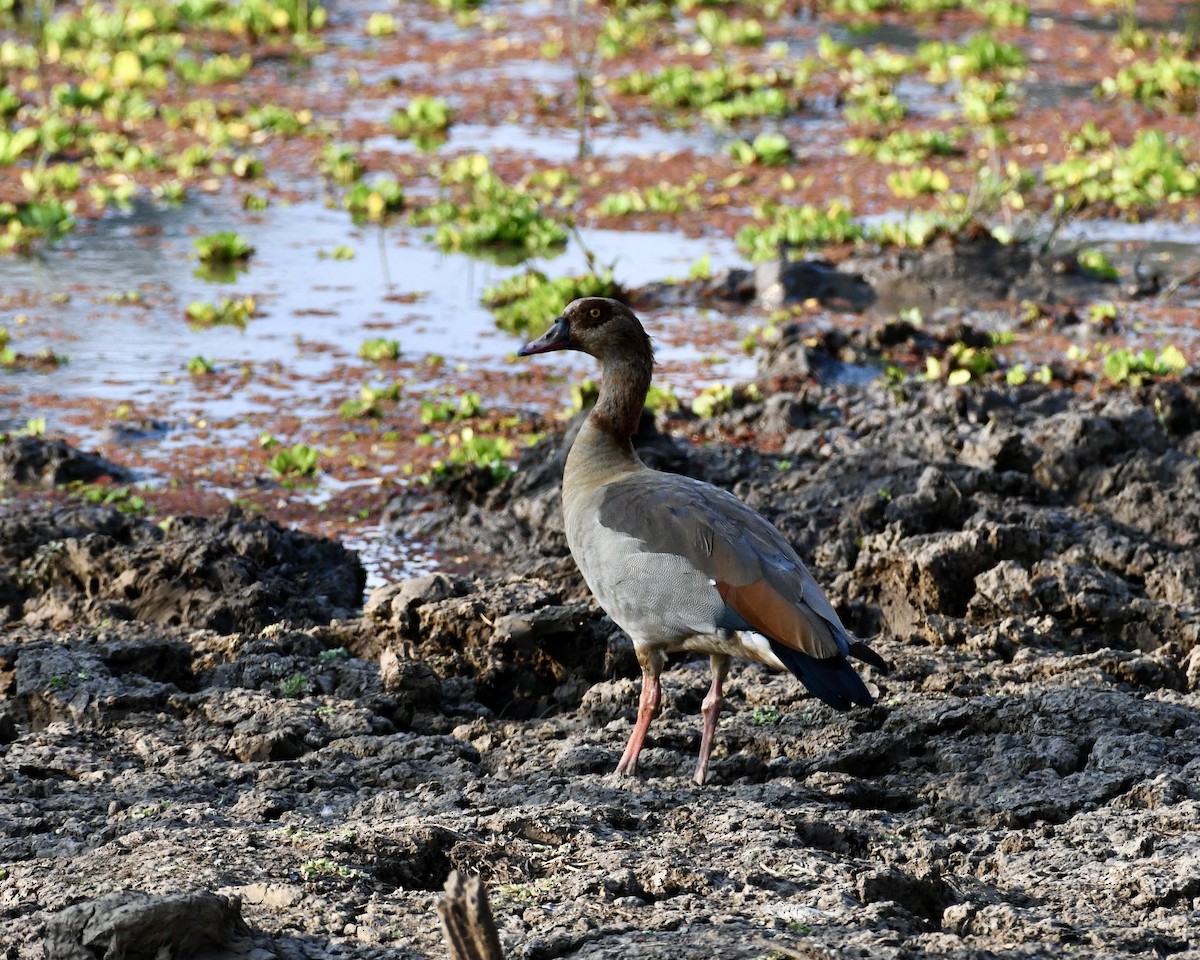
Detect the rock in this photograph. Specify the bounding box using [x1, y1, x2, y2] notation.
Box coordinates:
[44, 891, 250, 960]
[0, 435, 131, 488]
[0, 504, 365, 631]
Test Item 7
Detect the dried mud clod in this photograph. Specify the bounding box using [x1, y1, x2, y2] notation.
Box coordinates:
[362, 573, 632, 719]
[0, 435, 132, 488]
[0, 504, 365, 632]
[3, 391, 1200, 959]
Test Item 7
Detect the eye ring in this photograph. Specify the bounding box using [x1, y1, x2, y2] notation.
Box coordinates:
[589, 307, 601, 318]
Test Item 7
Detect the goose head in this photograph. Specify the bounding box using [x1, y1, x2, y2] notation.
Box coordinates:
[518, 297, 651, 364]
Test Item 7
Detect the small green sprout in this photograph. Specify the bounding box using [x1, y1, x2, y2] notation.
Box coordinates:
[194, 232, 254, 265]
[268, 444, 320, 478]
[359, 338, 401, 362]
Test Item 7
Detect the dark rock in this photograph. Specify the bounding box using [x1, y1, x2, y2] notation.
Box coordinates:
[0, 504, 365, 630]
[0, 435, 132, 488]
[44, 890, 250, 960]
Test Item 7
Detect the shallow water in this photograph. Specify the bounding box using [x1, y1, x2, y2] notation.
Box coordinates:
[0, 194, 753, 423]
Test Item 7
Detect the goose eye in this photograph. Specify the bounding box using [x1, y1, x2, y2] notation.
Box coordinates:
[589, 307, 601, 319]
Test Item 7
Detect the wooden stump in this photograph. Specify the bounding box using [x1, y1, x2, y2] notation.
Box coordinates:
[438, 871, 505, 960]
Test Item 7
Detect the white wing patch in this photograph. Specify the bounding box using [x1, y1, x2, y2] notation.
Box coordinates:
[742, 631, 788, 672]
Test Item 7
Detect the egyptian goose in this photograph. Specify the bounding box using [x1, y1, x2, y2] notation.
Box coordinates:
[519, 297, 888, 784]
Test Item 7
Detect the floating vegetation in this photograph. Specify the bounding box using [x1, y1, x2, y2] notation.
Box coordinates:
[185, 296, 258, 329]
[194, 231, 254, 265]
[1045, 130, 1200, 212]
[593, 182, 703, 216]
[268, 443, 320, 478]
[389, 95, 452, 151]
[482, 269, 622, 337]
[411, 154, 569, 262]
[726, 132, 792, 166]
[343, 179, 405, 222]
[359, 338, 402, 362]
[339, 382, 402, 419]
[1099, 54, 1200, 114]
[846, 129, 962, 165]
[736, 201, 863, 260]
[426, 428, 516, 485]
[420, 392, 483, 425]
[0, 200, 76, 253]
[612, 63, 799, 125]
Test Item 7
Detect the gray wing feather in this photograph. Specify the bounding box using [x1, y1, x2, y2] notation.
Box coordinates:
[598, 471, 849, 658]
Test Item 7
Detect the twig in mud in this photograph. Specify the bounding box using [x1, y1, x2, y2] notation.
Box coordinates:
[1157, 266, 1200, 303]
[438, 871, 506, 960]
[752, 937, 841, 959]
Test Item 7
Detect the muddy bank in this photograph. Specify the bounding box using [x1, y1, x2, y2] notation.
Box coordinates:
[4, 361, 1200, 958]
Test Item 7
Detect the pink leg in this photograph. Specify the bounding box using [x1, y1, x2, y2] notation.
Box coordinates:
[616, 664, 662, 777]
[694, 655, 730, 786]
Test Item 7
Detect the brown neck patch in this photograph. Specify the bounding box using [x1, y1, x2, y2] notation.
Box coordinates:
[590, 353, 653, 447]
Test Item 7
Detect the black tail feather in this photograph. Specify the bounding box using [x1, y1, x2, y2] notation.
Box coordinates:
[768, 639, 874, 711]
[848, 639, 891, 675]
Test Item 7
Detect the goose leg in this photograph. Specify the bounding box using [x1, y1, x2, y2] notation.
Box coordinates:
[616, 656, 663, 776]
[694, 654, 731, 785]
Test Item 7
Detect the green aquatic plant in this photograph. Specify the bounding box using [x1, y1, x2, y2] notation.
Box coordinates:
[194, 231, 254, 264]
[0, 126, 38, 166]
[593, 182, 701, 216]
[366, 11, 397, 35]
[1099, 54, 1200, 113]
[957, 77, 1021, 124]
[482, 269, 621, 337]
[886, 166, 950, 197]
[867, 211, 949, 248]
[613, 62, 798, 125]
[420, 392, 483, 424]
[726, 132, 792, 166]
[1044, 129, 1200, 212]
[961, 0, 1029, 27]
[339, 382, 402, 419]
[918, 33, 1026, 82]
[413, 154, 569, 261]
[342, 179, 405, 221]
[693, 9, 765, 50]
[596, 5, 670, 58]
[359, 338, 401, 362]
[1005, 362, 1053, 386]
[1101, 345, 1188, 386]
[176, 52, 252, 85]
[842, 79, 906, 128]
[736, 201, 863, 260]
[268, 443, 320, 478]
[187, 355, 215, 375]
[690, 383, 762, 418]
[926, 341, 998, 385]
[427, 428, 516, 484]
[846, 128, 962, 165]
[0, 199, 76, 252]
[691, 383, 735, 418]
[0, 328, 67, 369]
[1065, 121, 1111, 153]
[185, 296, 258, 329]
[319, 143, 364, 185]
[389, 96, 452, 137]
[1077, 249, 1119, 281]
[74, 483, 146, 514]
